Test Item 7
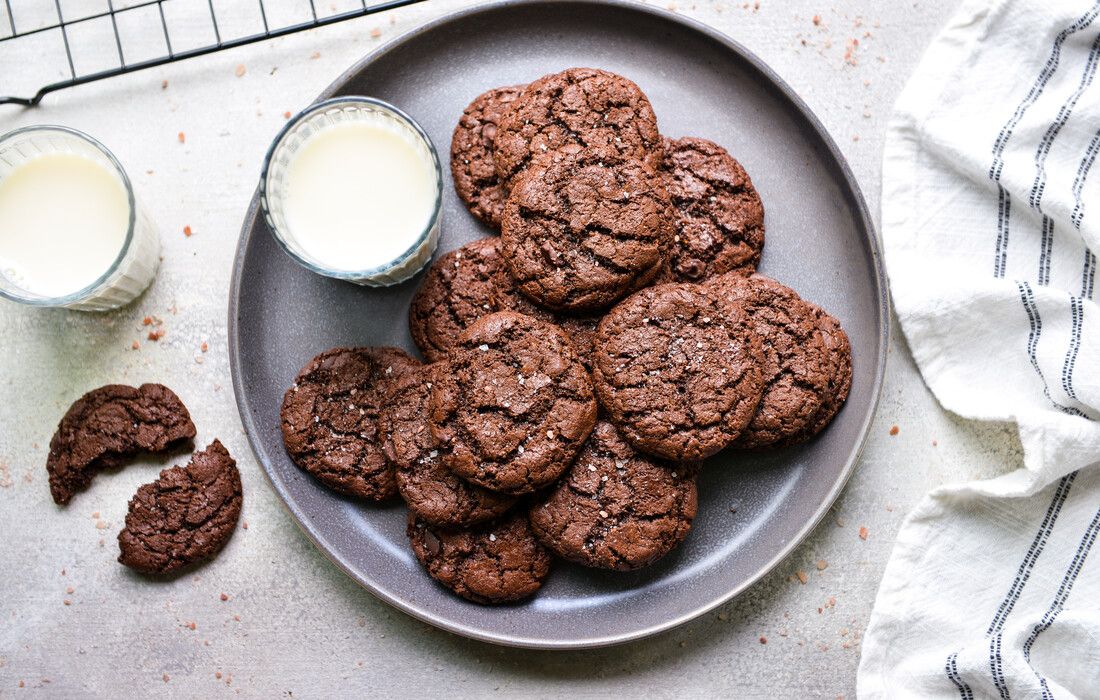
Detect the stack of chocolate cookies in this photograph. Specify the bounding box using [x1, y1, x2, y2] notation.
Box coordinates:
[280, 67, 851, 605]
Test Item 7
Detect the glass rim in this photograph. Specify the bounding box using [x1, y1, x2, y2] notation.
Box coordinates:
[259, 96, 443, 281]
[0, 124, 138, 306]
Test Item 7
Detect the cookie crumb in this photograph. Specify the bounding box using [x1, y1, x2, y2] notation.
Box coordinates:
[201, 341, 209, 353]
[161, 79, 168, 90]
[63, 599, 71, 606]
[309, 51, 321, 59]
[759, 635, 767, 644]
[284, 111, 292, 119]
[816, 559, 828, 571]
[178, 132, 185, 144]
[147, 328, 165, 342]
[162, 674, 170, 683]
[220, 593, 229, 602]
[717, 611, 728, 621]
[812, 14, 822, 25]
[66, 586, 74, 594]
[859, 526, 869, 541]
[889, 425, 899, 436]
[186, 621, 196, 630]
[215, 672, 222, 680]
[183, 225, 193, 237]
[370, 27, 382, 38]
[796, 570, 808, 584]
[235, 64, 246, 77]
[242, 521, 249, 530]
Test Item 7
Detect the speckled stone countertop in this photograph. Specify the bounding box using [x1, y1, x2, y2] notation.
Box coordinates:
[0, 0, 1021, 696]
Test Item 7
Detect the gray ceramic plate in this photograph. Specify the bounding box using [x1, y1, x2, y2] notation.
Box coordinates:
[228, 0, 886, 649]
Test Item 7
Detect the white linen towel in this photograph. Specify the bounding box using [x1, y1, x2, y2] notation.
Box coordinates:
[858, 0, 1100, 697]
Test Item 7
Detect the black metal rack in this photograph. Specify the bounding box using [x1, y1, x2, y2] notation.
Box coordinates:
[0, 0, 428, 106]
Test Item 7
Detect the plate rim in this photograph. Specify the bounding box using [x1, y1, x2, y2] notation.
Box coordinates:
[227, 0, 889, 650]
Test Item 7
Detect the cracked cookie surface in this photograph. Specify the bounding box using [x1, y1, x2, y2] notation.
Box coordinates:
[708, 274, 832, 449]
[407, 511, 551, 604]
[409, 238, 519, 363]
[492, 67, 662, 185]
[660, 136, 765, 282]
[450, 85, 526, 229]
[47, 383, 196, 505]
[798, 301, 852, 442]
[501, 152, 671, 312]
[593, 282, 764, 461]
[429, 311, 597, 495]
[529, 421, 697, 570]
[117, 439, 242, 575]
[280, 346, 420, 501]
[382, 363, 516, 527]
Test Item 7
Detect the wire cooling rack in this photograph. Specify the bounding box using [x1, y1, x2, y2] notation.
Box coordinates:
[0, 0, 428, 106]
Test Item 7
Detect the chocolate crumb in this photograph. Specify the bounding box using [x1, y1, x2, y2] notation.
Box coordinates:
[220, 593, 229, 602]
[889, 425, 899, 436]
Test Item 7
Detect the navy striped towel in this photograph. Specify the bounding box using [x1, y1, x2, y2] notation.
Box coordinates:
[859, 0, 1100, 697]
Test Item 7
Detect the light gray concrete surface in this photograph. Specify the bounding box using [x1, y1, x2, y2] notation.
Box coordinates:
[0, 0, 1024, 696]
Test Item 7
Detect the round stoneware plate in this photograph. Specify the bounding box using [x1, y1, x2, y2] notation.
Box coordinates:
[229, 0, 886, 649]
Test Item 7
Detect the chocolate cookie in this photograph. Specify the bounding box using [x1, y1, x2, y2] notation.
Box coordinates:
[529, 421, 697, 570]
[555, 313, 602, 370]
[501, 152, 671, 312]
[46, 383, 196, 505]
[382, 363, 516, 527]
[493, 67, 662, 184]
[799, 302, 852, 441]
[708, 274, 833, 449]
[407, 512, 551, 604]
[450, 85, 526, 229]
[430, 311, 598, 495]
[592, 283, 764, 460]
[280, 347, 420, 501]
[409, 238, 518, 362]
[660, 136, 765, 282]
[117, 440, 242, 575]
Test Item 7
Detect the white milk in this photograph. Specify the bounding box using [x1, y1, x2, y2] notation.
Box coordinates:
[0, 153, 130, 297]
[283, 122, 436, 272]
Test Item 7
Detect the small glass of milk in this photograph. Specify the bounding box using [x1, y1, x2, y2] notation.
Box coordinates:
[0, 126, 160, 311]
[261, 97, 442, 286]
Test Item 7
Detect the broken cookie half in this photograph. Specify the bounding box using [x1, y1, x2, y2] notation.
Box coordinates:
[46, 383, 196, 505]
[118, 439, 242, 575]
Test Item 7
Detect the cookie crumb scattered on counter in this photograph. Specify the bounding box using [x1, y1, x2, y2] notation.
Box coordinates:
[816, 559, 828, 570]
[147, 328, 165, 342]
[63, 599, 71, 606]
[812, 14, 822, 25]
[310, 51, 321, 59]
[859, 526, 869, 540]
[162, 674, 169, 683]
[66, 586, 74, 594]
[177, 132, 185, 144]
[161, 79, 168, 90]
[220, 593, 229, 601]
[717, 611, 728, 621]
[183, 225, 193, 237]
[235, 64, 246, 77]
[932, 439, 938, 447]
[759, 635, 767, 644]
[201, 342, 209, 353]
[242, 520, 248, 530]
[370, 27, 382, 38]
[796, 570, 808, 584]
[185, 621, 196, 630]
[889, 425, 899, 435]
[284, 111, 292, 119]
[131, 340, 140, 350]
